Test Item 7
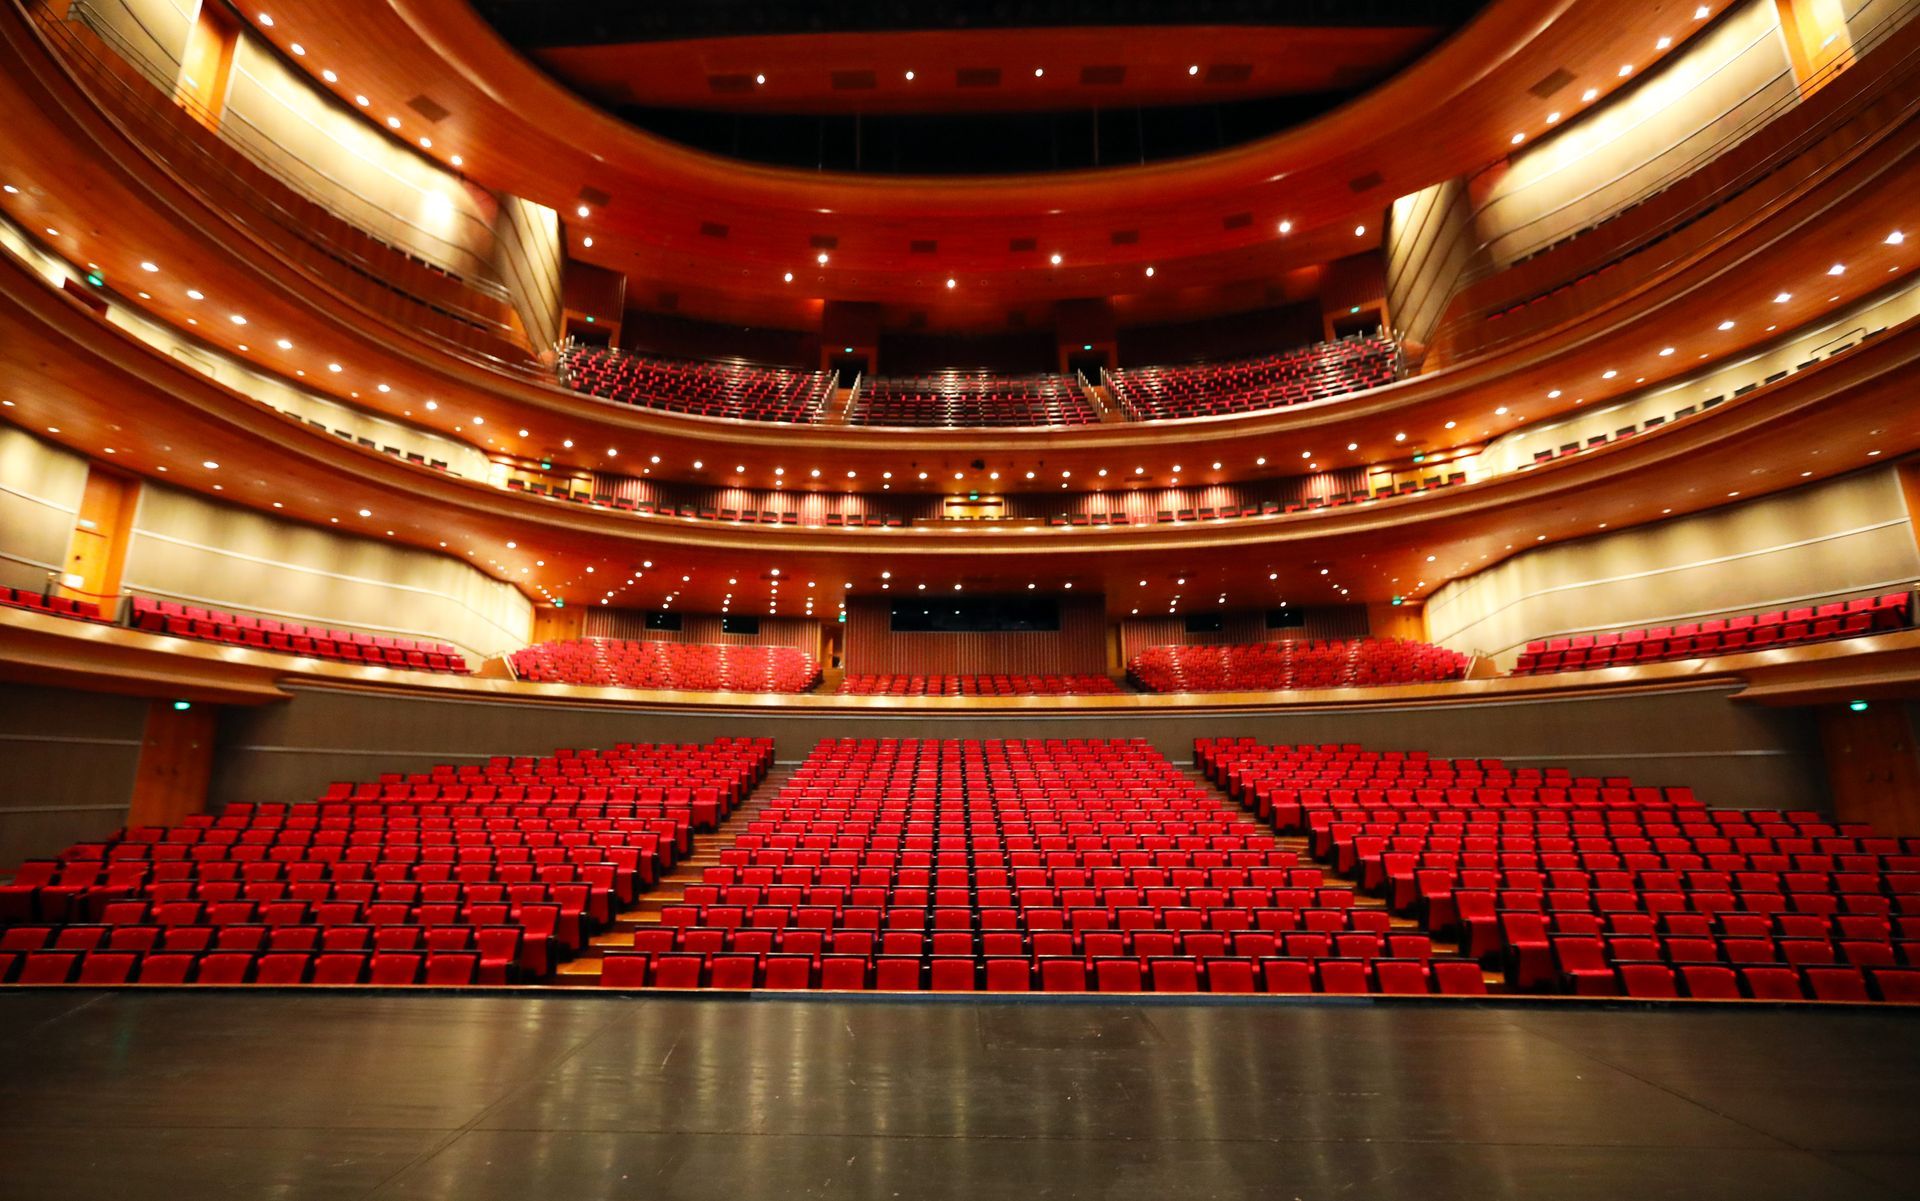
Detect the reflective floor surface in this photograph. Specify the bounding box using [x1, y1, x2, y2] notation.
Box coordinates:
[1, 992, 1916, 1200]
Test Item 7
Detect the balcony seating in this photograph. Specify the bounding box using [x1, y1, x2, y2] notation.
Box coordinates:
[128, 597, 470, 673]
[1108, 334, 1400, 421]
[837, 675, 1124, 697]
[848, 374, 1099, 427]
[1129, 639, 1471, 693]
[0, 738, 773, 985]
[1512, 593, 1914, 675]
[508, 638, 821, 693]
[1197, 738, 1920, 1003]
[0, 586, 108, 623]
[559, 345, 833, 423]
[593, 737, 1491, 993]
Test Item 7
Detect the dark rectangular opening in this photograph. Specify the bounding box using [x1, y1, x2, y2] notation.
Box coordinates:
[645, 612, 682, 630]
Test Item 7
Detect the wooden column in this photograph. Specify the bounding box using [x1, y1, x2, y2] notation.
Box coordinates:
[1774, 0, 1856, 96]
[530, 604, 586, 644]
[127, 700, 218, 829]
[174, 0, 239, 131]
[60, 464, 138, 615]
[1366, 601, 1428, 642]
[1816, 702, 1920, 836]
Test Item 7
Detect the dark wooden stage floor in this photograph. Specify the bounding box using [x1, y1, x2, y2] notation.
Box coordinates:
[1, 992, 1917, 1200]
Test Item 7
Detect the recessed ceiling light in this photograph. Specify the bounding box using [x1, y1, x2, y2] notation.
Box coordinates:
[1188, 65, 1199, 76]
[1774, 292, 1792, 302]
[322, 69, 337, 82]
[1656, 36, 1672, 49]
[1618, 64, 1633, 76]
[1888, 230, 1906, 244]
[817, 252, 829, 264]
[945, 278, 956, 289]
[202, 460, 219, 469]
[1144, 266, 1155, 277]
[1582, 88, 1599, 102]
[1034, 67, 1044, 77]
[1354, 225, 1366, 237]
[1546, 111, 1561, 124]
[755, 74, 766, 85]
[905, 70, 915, 81]
[291, 42, 305, 55]
[1695, 4, 1710, 16]
[1049, 253, 1062, 265]
[450, 154, 463, 167]
[355, 94, 369, 106]
[1658, 346, 1674, 356]
[1717, 320, 1735, 331]
[1278, 220, 1292, 234]
[1510, 133, 1525, 145]
[139, 261, 158, 272]
[186, 289, 204, 300]
[1827, 263, 1845, 276]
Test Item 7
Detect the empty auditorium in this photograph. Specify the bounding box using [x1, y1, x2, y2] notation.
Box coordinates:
[2, 0, 1919, 1195]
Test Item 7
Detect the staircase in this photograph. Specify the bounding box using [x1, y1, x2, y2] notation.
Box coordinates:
[549, 763, 797, 984]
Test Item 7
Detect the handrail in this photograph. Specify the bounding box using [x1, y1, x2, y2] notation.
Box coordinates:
[1426, 5, 1920, 354]
[32, 2, 544, 377]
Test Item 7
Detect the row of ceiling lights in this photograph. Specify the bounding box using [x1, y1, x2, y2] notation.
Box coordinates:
[256, 14, 464, 167]
[1508, 7, 1716, 147]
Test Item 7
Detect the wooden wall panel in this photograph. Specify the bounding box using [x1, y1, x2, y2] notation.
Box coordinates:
[59, 465, 139, 611]
[211, 682, 1831, 815]
[843, 595, 1106, 676]
[127, 699, 217, 828]
[1118, 605, 1375, 664]
[582, 610, 822, 659]
[1385, 177, 1481, 351]
[1817, 700, 1920, 836]
[0, 682, 148, 868]
[492, 193, 563, 353]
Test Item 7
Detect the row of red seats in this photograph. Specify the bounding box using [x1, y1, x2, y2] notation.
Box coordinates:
[1198, 738, 1920, 1002]
[1108, 333, 1400, 421]
[1129, 639, 1471, 693]
[849, 373, 1099, 427]
[836, 674, 1123, 696]
[560, 344, 832, 423]
[130, 596, 470, 674]
[0, 586, 107, 622]
[1513, 593, 1913, 674]
[0, 738, 774, 985]
[508, 638, 821, 693]
[1, 948, 493, 987]
[599, 951, 1488, 994]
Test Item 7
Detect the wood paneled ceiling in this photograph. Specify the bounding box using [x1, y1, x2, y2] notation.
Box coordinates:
[229, 0, 1727, 330]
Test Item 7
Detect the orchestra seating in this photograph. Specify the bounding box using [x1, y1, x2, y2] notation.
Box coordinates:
[849, 373, 1099, 427]
[0, 739, 773, 985]
[129, 596, 470, 674]
[560, 344, 834, 423]
[1512, 592, 1914, 675]
[594, 738, 1475, 993]
[1129, 639, 1471, 693]
[509, 638, 821, 693]
[0, 586, 108, 623]
[837, 674, 1124, 697]
[1108, 333, 1400, 420]
[1198, 739, 1920, 1003]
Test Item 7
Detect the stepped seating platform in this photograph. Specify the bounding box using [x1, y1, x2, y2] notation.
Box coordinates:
[1129, 638, 1470, 693]
[848, 373, 1099, 427]
[0, 738, 773, 985]
[560, 345, 833, 422]
[1199, 738, 1920, 1002]
[584, 738, 1486, 993]
[1108, 334, 1400, 421]
[0, 586, 107, 623]
[1513, 592, 1914, 674]
[508, 638, 821, 693]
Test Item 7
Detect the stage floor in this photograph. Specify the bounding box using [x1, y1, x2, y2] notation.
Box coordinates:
[2, 992, 1917, 1200]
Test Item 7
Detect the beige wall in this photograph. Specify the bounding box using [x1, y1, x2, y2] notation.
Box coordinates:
[73, 0, 193, 82]
[0, 425, 89, 593]
[1427, 469, 1920, 664]
[1385, 178, 1484, 349]
[493, 194, 564, 354]
[121, 484, 534, 659]
[220, 39, 497, 279]
[1474, 0, 1796, 264]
